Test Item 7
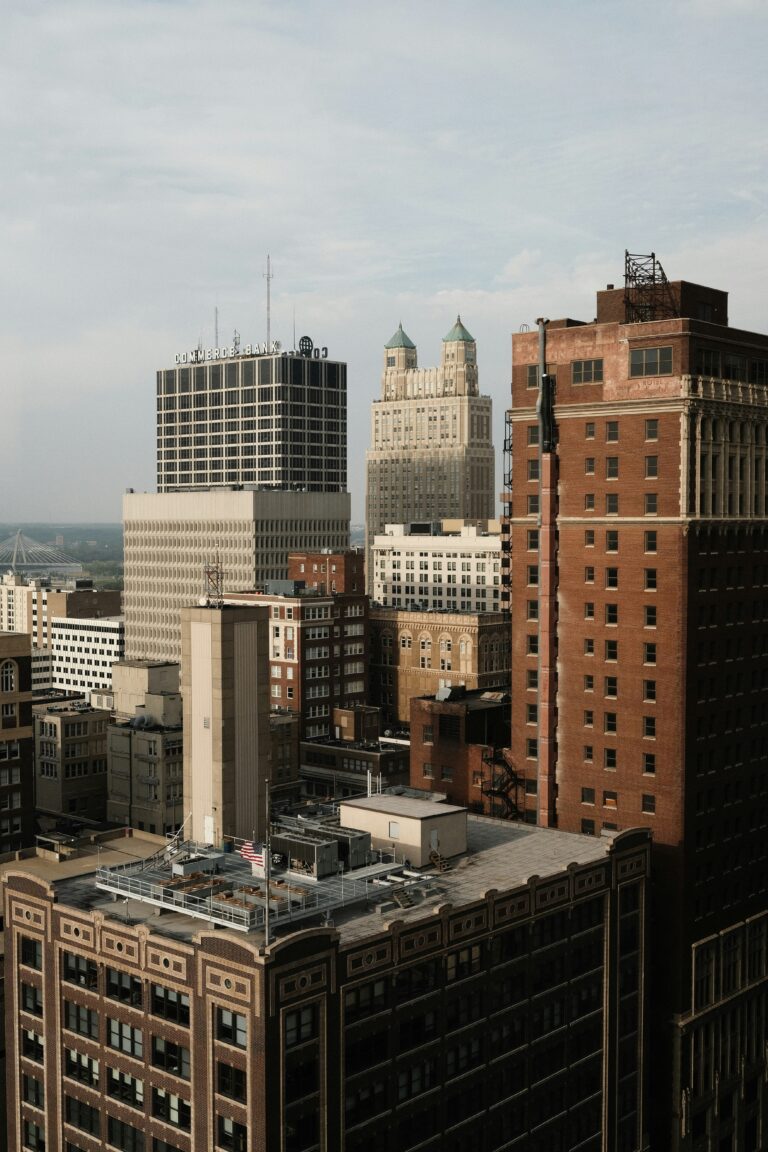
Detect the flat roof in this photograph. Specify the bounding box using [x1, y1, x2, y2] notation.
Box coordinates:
[341, 795, 466, 820]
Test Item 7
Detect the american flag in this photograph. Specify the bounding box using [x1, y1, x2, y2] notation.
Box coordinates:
[239, 840, 265, 867]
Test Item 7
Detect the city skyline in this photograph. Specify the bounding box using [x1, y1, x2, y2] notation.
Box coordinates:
[3, 0, 768, 522]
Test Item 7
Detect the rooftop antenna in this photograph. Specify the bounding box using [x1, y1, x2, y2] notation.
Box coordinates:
[202, 550, 226, 608]
[293, 304, 296, 352]
[264, 254, 274, 348]
[214, 304, 219, 347]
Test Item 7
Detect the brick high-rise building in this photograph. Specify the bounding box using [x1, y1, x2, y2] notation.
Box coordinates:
[365, 319, 495, 590]
[507, 256, 768, 1149]
[0, 631, 34, 852]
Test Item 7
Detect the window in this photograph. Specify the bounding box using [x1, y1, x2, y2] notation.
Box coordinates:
[644, 530, 657, 553]
[65, 1095, 100, 1136]
[422, 763, 434, 779]
[583, 674, 594, 691]
[606, 530, 618, 552]
[584, 493, 595, 511]
[585, 421, 595, 438]
[526, 635, 539, 655]
[527, 670, 538, 690]
[23, 1121, 45, 1151]
[527, 425, 540, 445]
[107, 967, 142, 1006]
[584, 745, 593, 762]
[217, 1116, 247, 1152]
[630, 346, 673, 377]
[151, 1036, 190, 1079]
[605, 567, 618, 588]
[107, 1068, 145, 1108]
[151, 985, 190, 1025]
[152, 1088, 191, 1130]
[20, 937, 42, 969]
[526, 600, 539, 621]
[604, 748, 617, 770]
[584, 602, 595, 620]
[526, 703, 538, 724]
[106, 1117, 144, 1152]
[643, 753, 656, 775]
[644, 679, 656, 702]
[581, 787, 595, 804]
[644, 642, 657, 665]
[23, 1073, 44, 1107]
[605, 639, 618, 661]
[645, 418, 659, 440]
[526, 738, 538, 758]
[22, 1029, 44, 1062]
[527, 494, 540, 515]
[584, 566, 595, 583]
[644, 605, 657, 627]
[606, 420, 618, 442]
[606, 457, 619, 479]
[584, 531, 595, 548]
[605, 603, 618, 625]
[645, 493, 658, 515]
[217, 1062, 246, 1102]
[108, 1019, 143, 1059]
[285, 1004, 318, 1048]
[606, 493, 619, 515]
[0, 661, 15, 693]
[642, 794, 656, 814]
[645, 455, 658, 478]
[584, 639, 594, 655]
[527, 459, 540, 481]
[441, 765, 454, 782]
[62, 952, 98, 990]
[603, 790, 618, 808]
[581, 819, 596, 835]
[527, 564, 538, 586]
[64, 1048, 99, 1088]
[584, 457, 595, 475]
[527, 529, 539, 550]
[573, 359, 603, 384]
[644, 568, 657, 591]
[583, 710, 594, 726]
[604, 712, 617, 734]
[643, 716, 657, 738]
[64, 1001, 99, 1039]
[604, 676, 618, 698]
[216, 1008, 247, 1048]
[22, 983, 43, 1015]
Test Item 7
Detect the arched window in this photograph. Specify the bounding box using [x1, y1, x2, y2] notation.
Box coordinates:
[0, 661, 15, 694]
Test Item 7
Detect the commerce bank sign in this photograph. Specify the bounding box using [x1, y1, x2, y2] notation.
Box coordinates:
[174, 336, 329, 365]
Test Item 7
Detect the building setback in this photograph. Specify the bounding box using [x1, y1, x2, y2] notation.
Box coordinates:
[3, 814, 651, 1152]
[365, 320, 495, 590]
[509, 260, 768, 1149]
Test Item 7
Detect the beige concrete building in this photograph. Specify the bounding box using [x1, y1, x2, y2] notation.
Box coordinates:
[372, 518, 503, 611]
[106, 661, 184, 834]
[339, 794, 467, 866]
[0, 573, 121, 647]
[370, 606, 511, 726]
[123, 488, 350, 663]
[34, 701, 110, 823]
[365, 319, 495, 589]
[181, 604, 271, 845]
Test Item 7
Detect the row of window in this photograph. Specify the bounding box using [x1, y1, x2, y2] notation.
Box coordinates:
[525, 351, 673, 388]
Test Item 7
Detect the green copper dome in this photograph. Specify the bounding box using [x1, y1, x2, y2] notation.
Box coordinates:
[385, 322, 416, 350]
[443, 315, 475, 343]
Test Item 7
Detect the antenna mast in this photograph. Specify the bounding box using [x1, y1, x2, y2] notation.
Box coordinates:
[264, 255, 273, 348]
[215, 305, 219, 347]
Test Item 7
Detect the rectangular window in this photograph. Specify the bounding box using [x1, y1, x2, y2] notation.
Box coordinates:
[606, 493, 619, 515]
[64, 1048, 99, 1088]
[604, 748, 617, 770]
[107, 967, 143, 1007]
[584, 531, 595, 548]
[583, 492, 595, 511]
[20, 937, 42, 970]
[106, 1117, 144, 1152]
[151, 985, 190, 1025]
[584, 639, 594, 655]
[527, 670, 538, 690]
[285, 1004, 318, 1048]
[573, 359, 604, 384]
[527, 565, 538, 586]
[584, 745, 593, 762]
[583, 674, 594, 691]
[604, 676, 618, 698]
[581, 819, 595, 835]
[151, 1036, 190, 1079]
[643, 679, 656, 702]
[644, 530, 658, 553]
[644, 642, 657, 665]
[645, 493, 658, 515]
[605, 567, 618, 588]
[584, 602, 595, 620]
[526, 635, 539, 655]
[606, 530, 619, 552]
[643, 753, 656, 775]
[645, 418, 659, 440]
[643, 716, 657, 738]
[605, 639, 618, 661]
[217, 1062, 247, 1103]
[584, 566, 595, 583]
[584, 457, 595, 475]
[585, 421, 595, 439]
[603, 790, 618, 808]
[107, 1067, 145, 1108]
[526, 703, 538, 724]
[527, 494, 540, 515]
[22, 983, 43, 1015]
[645, 455, 658, 478]
[644, 568, 657, 591]
[217, 1116, 248, 1152]
[108, 1019, 143, 1059]
[527, 459, 540, 481]
[527, 425, 540, 446]
[645, 605, 657, 627]
[604, 712, 617, 734]
[606, 457, 619, 479]
[527, 600, 539, 621]
[583, 709, 594, 727]
[606, 420, 619, 442]
[152, 1088, 191, 1130]
[605, 603, 618, 625]
[581, 787, 595, 804]
[526, 738, 538, 758]
[527, 529, 539, 550]
[630, 346, 673, 377]
[216, 1008, 247, 1048]
[642, 794, 656, 814]
[65, 1095, 100, 1136]
[62, 952, 98, 990]
[64, 1000, 99, 1039]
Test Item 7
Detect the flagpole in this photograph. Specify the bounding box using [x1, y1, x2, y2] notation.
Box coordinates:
[264, 778, 271, 948]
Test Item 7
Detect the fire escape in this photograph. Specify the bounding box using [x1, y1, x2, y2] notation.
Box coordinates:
[481, 746, 524, 820]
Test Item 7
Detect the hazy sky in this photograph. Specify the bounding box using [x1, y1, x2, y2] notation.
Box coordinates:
[3, 0, 767, 524]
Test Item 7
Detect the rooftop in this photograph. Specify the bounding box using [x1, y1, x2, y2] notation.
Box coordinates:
[30, 815, 615, 949]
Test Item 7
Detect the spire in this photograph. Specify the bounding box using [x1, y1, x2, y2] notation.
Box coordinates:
[385, 322, 416, 350]
[443, 315, 475, 343]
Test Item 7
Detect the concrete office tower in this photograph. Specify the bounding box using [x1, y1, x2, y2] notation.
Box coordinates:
[372, 519, 503, 611]
[507, 257, 768, 1149]
[365, 319, 496, 589]
[156, 345, 346, 493]
[50, 615, 125, 700]
[0, 631, 34, 852]
[123, 489, 350, 663]
[181, 605, 270, 845]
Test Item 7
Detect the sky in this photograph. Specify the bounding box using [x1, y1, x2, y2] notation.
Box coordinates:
[2, 0, 768, 525]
